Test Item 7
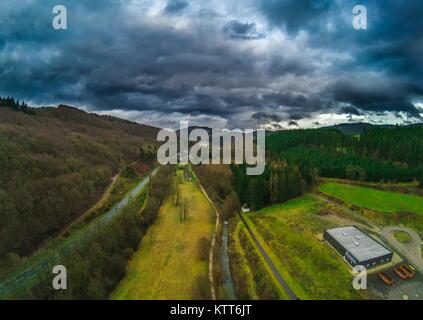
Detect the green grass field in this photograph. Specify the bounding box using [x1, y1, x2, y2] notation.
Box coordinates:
[245, 195, 368, 300]
[393, 231, 412, 243]
[319, 183, 423, 214]
[112, 168, 214, 300]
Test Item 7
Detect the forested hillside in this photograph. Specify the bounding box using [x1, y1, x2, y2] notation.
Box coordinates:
[231, 125, 423, 211]
[0, 101, 159, 258]
[266, 126, 423, 184]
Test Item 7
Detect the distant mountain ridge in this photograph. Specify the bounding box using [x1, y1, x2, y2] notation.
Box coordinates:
[321, 123, 394, 135]
[321, 122, 423, 135]
[265, 122, 423, 136]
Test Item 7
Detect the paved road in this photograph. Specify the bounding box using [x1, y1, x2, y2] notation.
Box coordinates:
[238, 212, 299, 300]
[381, 226, 423, 274]
[0, 168, 158, 296]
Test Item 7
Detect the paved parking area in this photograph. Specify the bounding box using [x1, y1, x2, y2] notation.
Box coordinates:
[368, 267, 423, 300]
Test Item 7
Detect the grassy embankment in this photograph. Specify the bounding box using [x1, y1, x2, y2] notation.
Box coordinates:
[229, 217, 292, 300]
[228, 220, 260, 300]
[112, 167, 214, 300]
[239, 195, 368, 300]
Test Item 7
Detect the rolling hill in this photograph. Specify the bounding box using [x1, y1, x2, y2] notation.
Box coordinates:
[0, 103, 160, 259]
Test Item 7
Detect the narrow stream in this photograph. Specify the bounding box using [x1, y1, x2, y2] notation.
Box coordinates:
[221, 221, 236, 299]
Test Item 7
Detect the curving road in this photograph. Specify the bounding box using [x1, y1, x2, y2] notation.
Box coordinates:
[381, 226, 423, 274]
[0, 168, 158, 297]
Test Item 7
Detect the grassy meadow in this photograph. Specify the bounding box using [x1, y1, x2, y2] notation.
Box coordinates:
[319, 182, 423, 235]
[244, 195, 368, 300]
[112, 168, 214, 300]
[319, 183, 423, 215]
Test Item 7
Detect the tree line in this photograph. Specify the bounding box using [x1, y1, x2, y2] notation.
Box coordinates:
[192, 164, 240, 220]
[0, 96, 34, 114]
[231, 160, 316, 211]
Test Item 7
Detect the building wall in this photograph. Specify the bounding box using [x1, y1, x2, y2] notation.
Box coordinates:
[323, 230, 393, 269]
[360, 253, 393, 269]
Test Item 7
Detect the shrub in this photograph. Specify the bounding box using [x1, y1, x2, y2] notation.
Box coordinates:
[192, 275, 211, 300]
[198, 237, 211, 261]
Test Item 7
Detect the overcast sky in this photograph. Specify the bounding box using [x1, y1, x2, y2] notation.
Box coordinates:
[1, 0, 422, 129]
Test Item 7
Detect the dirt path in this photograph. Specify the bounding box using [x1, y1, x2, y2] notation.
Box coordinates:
[192, 171, 220, 300]
[313, 193, 381, 233]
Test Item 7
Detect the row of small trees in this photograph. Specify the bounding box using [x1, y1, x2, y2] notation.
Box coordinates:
[0, 96, 34, 114]
[0, 96, 28, 108]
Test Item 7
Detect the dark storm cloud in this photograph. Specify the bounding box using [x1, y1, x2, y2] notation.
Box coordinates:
[257, 0, 423, 119]
[257, 0, 423, 79]
[0, 0, 422, 128]
[223, 21, 265, 40]
[262, 91, 334, 114]
[164, 0, 189, 14]
[339, 106, 363, 116]
[288, 120, 299, 127]
[0, 1, 261, 119]
[289, 113, 305, 120]
[258, 0, 333, 33]
[331, 79, 422, 118]
[251, 112, 282, 122]
[262, 92, 309, 108]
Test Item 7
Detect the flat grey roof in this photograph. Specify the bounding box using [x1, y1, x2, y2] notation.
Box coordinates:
[326, 226, 392, 262]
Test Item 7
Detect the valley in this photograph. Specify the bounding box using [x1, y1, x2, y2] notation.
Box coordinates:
[112, 167, 214, 300]
[1, 102, 423, 301]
